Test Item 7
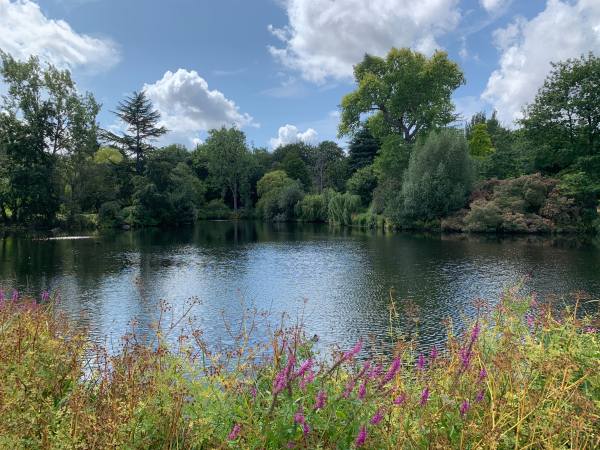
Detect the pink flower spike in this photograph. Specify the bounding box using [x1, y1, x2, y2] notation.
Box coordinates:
[476, 389, 485, 402]
[382, 358, 401, 384]
[370, 409, 383, 425]
[314, 390, 327, 410]
[478, 368, 487, 382]
[358, 381, 367, 400]
[420, 387, 430, 406]
[343, 340, 363, 360]
[227, 423, 241, 440]
[416, 353, 426, 371]
[393, 393, 407, 405]
[430, 345, 438, 360]
[295, 359, 313, 378]
[355, 425, 367, 447]
[460, 400, 470, 417]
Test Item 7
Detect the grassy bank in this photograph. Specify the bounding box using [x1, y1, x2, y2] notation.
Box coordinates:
[0, 288, 598, 449]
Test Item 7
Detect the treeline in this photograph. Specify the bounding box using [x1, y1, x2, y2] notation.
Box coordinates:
[0, 49, 599, 233]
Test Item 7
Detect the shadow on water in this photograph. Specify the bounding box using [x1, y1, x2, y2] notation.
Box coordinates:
[1, 222, 599, 353]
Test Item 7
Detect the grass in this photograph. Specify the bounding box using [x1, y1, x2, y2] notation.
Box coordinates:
[0, 286, 598, 449]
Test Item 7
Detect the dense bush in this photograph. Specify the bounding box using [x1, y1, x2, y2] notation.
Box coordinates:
[448, 173, 596, 233]
[401, 130, 474, 223]
[328, 192, 361, 226]
[296, 193, 328, 222]
[256, 170, 304, 221]
[197, 199, 232, 220]
[346, 165, 378, 207]
[0, 287, 598, 448]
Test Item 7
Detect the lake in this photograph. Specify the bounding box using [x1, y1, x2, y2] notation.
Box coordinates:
[1, 222, 599, 354]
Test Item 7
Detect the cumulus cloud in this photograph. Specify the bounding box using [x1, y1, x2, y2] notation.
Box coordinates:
[143, 69, 256, 146]
[479, 0, 511, 13]
[269, 124, 318, 149]
[268, 0, 460, 83]
[0, 0, 119, 71]
[482, 0, 600, 125]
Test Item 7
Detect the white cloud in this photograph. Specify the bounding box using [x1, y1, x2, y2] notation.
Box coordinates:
[482, 0, 600, 125]
[479, 0, 511, 13]
[143, 69, 257, 146]
[268, 0, 460, 83]
[269, 124, 318, 149]
[0, 0, 119, 71]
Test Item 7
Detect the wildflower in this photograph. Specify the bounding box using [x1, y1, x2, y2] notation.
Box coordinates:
[273, 355, 296, 393]
[420, 387, 430, 406]
[227, 423, 241, 440]
[299, 370, 315, 390]
[358, 381, 367, 400]
[342, 379, 356, 398]
[370, 409, 383, 425]
[478, 368, 487, 382]
[358, 360, 371, 378]
[470, 322, 481, 343]
[314, 390, 327, 410]
[249, 386, 257, 398]
[369, 363, 382, 380]
[430, 345, 438, 361]
[355, 425, 367, 447]
[12, 290, 18, 302]
[343, 340, 363, 361]
[393, 393, 407, 405]
[460, 400, 470, 417]
[526, 315, 535, 327]
[584, 326, 597, 334]
[302, 422, 310, 436]
[41, 291, 50, 302]
[416, 353, 426, 371]
[381, 358, 401, 384]
[459, 347, 472, 370]
[476, 390, 485, 402]
[286, 441, 296, 449]
[295, 359, 313, 378]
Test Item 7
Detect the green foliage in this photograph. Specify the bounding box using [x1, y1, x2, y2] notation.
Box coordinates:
[202, 127, 251, 212]
[348, 126, 380, 172]
[197, 199, 232, 220]
[400, 130, 474, 223]
[1, 288, 598, 448]
[346, 165, 378, 207]
[339, 48, 465, 142]
[101, 91, 167, 175]
[256, 170, 303, 221]
[468, 123, 495, 159]
[328, 192, 361, 226]
[521, 53, 600, 174]
[296, 193, 328, 222]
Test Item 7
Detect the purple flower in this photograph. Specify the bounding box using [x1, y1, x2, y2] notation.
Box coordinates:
[381, 358, 401, 384]
[393, 393, 407, 405]
[478, 368, 487, 382]
[343, 340, 363, 360]
[420, 387, 430, 406]
[460, 400, 470, 417]
[358, 381, 367, 400]
[273, 355, 296, 393]
[526, 315, 535, 327]
[358, 360, 371, 378]
[314, 390, 327, 410]
[430, 345, 438, 361]
[294, 410, 305, 425]
[11, 290, 19, 302]
[295, 359, 313, 378]
[476, 390, 485, 402]
[459, 347, 472, 370]
[584, 326, 597, 334]
[302, 422, 310, 436]
[343, 379, 356, 398]
[470, 322, 481, 343]
[369, 363, 382, 380]
[286, 441, 296, 449]
[355, 425, 367, 447]
[370, 409, 383, 425]
[227, 423, 241, 440]
[249, 386, 257, 398]
[416, 353, 426, 371]
[299, 370, 315, 390]
[41, 291, 50, 302]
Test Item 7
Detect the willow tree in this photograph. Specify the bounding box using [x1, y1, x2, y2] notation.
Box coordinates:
[339, 48, 465, 143]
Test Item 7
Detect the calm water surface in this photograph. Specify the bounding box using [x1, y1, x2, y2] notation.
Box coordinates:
[1, 222, 599, 353]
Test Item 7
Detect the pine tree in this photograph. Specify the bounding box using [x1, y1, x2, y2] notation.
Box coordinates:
[348, 127, 380, 172]
[102, 91, 168, 174]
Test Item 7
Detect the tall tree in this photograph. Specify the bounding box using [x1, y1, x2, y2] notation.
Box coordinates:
[203, 127, 250, 213]
[348, 127, 380, 172]
[102, 91, 167, 174]
[521, 53, 600, 174]
[339, 48, 465, 143]
[309, 141, 345, 193]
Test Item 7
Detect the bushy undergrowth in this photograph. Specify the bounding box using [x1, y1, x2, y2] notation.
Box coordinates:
[0, 288, 598, 449]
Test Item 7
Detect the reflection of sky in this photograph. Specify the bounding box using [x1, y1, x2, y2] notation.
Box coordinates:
[1, 225, 599, 355]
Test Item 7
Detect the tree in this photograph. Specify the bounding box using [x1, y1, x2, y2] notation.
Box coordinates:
[346, 165, 378, 207]
[401, 130, 474, 222]
[339, 48, 465, 143]
[348, 127, 380, 172]
[203, 127, 250, 213]
[468, 123, 495, 158]
[256, 170, 303, 221]
[102, 91, 167, 175]
[521, 53, 600, 174]
[309, 141, 346, 193]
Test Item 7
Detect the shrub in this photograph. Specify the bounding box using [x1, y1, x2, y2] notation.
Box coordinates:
[297, 194, 328, 222]
[401, 130, 474, 222]
[328, 192, 361, 226]
[257, 170, 304, 221]
[197, 199, 232, 220]
[98, 200, 122, 228]
[346, 165, 377, 207]
[464, 199, 503, 232]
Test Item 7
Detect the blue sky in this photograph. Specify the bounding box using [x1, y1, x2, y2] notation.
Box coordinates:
[1, 0, 599, 149]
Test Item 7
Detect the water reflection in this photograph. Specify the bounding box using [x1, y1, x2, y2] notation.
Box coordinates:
[1, 223, 599, 353]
